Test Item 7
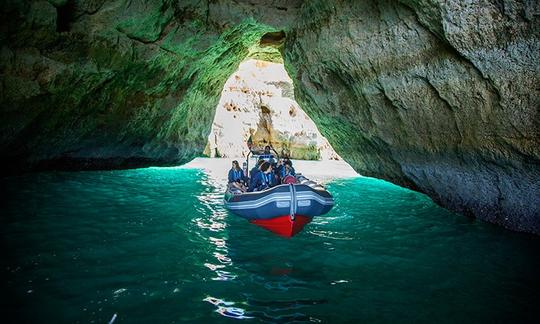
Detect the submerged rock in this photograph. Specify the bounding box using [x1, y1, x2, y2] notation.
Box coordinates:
[0, 0, 538, 233]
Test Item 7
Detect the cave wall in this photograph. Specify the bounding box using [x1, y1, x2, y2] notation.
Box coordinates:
[0, 0, 297, 170]
[0, 0, 539, 233]
[283, 0, 540, 233]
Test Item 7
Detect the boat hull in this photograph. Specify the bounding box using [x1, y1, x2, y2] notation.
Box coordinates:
[250, 215, 312, 237]
[224, 181, 334, 237]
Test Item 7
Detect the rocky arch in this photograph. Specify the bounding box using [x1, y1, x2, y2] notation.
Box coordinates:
[0, 0, 538, 234]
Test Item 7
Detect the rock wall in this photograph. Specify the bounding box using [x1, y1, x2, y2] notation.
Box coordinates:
[284, 0, 540, 233]
[204, 59, 340, 160]
[0, 0, 298, 171]
[0, 0, 538, 233]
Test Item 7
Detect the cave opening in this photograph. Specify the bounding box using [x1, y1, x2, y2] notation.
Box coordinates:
[204, 57, 341, 162]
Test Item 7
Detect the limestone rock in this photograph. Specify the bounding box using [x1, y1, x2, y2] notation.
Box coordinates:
[284, 0, 540, 233]
[0, 0, 293, 171]
[205, 59, 340, 160]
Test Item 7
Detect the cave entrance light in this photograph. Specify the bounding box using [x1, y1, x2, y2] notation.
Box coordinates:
[204, 58, 341, 161]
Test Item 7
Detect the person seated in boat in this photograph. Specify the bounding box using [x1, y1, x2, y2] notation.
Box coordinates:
[228, 160, 247, 191]
[281, 160, 297, 184]
[282, 156, 293, 168]
[249, 159, 265, 180]
[242, 161, 248, 179]
[248, 162, 275, 192]
[259, 145, 275, 162]
[280, 160, 295, 179]
[274, 158, 284, 182]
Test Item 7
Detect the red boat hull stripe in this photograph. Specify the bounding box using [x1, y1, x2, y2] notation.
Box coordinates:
[250, 215, 312, 237]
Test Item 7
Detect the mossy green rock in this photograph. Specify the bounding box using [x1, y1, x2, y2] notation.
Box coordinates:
[1, 0, 285, 170]
[0, 0, 538, 234]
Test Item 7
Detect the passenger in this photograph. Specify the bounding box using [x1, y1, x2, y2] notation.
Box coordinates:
[250, 158, 265, 180]
[242, 161, 248, 180]
[275, 158, 285, 182]
[280, 160, 295, 179]
[248, 162, 275, 192]
[263, 163, 276, 188]
[283, 156, 293, 168]
[228, 160, 247, 191]
[259, 145, 275, 162]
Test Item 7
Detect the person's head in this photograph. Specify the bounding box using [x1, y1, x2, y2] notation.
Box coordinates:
[242, 162, 247, 170]
[232, 160, 240, 170]
[264, 145, 271, 153]
[257, 159, 265, 168]
[285, 160, 292, 167]
[260, 162, 272, 174]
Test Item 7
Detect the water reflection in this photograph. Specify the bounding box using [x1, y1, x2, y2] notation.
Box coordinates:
[192, 171, 248, 315]
[203, 296, 253, 319]
[192, 180, 228, 232]
[182, 159, 369, 321]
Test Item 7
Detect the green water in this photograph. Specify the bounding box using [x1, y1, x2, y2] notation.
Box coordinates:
[2, 166, 538, 323]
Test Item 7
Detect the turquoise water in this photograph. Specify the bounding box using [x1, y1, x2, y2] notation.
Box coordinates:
[2, 166, 539, 323]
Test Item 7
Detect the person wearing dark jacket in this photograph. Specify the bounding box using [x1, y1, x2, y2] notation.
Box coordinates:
[248, 162, 275, 192]
[280, 160, 295, 179]
[249, 159, 265, 179]
[275, 158, 284, 182]
[259, 145, 275, 163]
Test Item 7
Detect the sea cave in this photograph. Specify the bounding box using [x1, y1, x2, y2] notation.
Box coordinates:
[1, 0, 539, 322]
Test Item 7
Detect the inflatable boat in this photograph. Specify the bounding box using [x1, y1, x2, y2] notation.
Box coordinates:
[224, 175, 334, 237]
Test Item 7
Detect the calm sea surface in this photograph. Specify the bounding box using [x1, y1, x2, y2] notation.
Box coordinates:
[2, 160, 538, 323]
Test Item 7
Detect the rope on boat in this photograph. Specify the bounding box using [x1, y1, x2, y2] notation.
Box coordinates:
[289, 184, 295, 221]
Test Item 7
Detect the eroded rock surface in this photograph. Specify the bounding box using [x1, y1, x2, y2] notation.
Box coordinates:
[284, 0, 540, 233]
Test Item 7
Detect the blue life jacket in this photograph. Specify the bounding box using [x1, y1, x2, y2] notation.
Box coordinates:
[248, 170, 260, 192]
[228, 169, 244, 183]
[261, 171, 273, 187]
[248, 170, 274, 192]
[249, 166, 259, 179]
[280, 166, 295, 178]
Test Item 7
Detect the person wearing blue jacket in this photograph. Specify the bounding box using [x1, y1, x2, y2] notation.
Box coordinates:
[250, 158, 265, 179]
[259, 145, 275, 163]
[280, 160, 295, 179]
[248, 162, 275, 192]
[228, 160, 247, 190]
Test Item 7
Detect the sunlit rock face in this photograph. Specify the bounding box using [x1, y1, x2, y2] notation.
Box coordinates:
[205, 59, 339, 160]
